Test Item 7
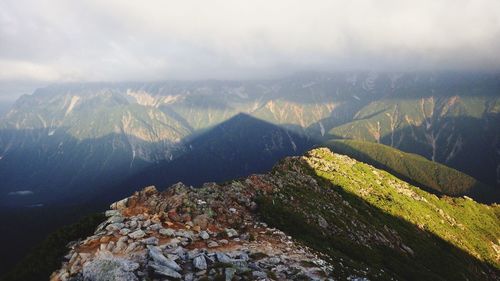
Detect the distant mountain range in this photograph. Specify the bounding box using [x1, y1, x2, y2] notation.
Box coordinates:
[1, 72, 498, 208]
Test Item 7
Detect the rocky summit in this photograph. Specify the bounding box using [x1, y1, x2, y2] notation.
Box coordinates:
[50, 182, 335, 281]
[51, 148, 500, 281]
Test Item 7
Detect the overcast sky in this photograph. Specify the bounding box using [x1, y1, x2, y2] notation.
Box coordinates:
[1, 0, 500, 99]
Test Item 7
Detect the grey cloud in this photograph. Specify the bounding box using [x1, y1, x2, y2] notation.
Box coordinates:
[0, 0, 499, 87]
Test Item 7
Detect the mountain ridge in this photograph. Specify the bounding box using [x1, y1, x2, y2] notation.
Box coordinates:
[40, 147, 500, 281]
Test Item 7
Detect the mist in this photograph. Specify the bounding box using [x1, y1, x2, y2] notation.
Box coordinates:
[1, 0, 500, 98]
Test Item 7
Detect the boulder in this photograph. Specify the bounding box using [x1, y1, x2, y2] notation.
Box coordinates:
[82, 255, 139, 281]
[147, 245, 181, 271]
[193, 255, 207, 270]
[128, 230, 145, 239]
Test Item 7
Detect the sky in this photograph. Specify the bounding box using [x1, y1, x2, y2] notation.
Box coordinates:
[1, 0, 500, 100]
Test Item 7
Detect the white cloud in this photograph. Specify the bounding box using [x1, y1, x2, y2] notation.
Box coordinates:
[0, 0, 499, 84]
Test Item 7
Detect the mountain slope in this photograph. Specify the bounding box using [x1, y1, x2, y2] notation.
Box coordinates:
[326, 139, 498, 203]
[329, 96, 500, 189]
[47, 148, 499, 281]
[106, 113, 315, 201]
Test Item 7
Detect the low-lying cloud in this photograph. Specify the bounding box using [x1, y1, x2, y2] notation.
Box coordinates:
[1, 0, 499, 88]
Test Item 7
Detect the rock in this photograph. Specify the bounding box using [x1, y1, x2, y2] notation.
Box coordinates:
[125, 242, 138, 253]
[106, 241, 115, 252]
[128, 220, 138, 229]
[106, 223, 125, 232]
[225, 228, 238, 238]
[159, 228, 175, 237]
[149, 263, 182, 279]
[140, 237, 159, 245]
[147, 245, 182, 271]
[229, 208, 237, 213]
[175, 230, 194, 240]
[110, 198, 128, 211]
[187, 249, 202, 259]
[148, 223, 162, 231]
[105, 210, 121, 217]
[128, 230, 145, 239]
[207, 241, 219, 248]
[219, 239, 229, 245]
[82, 255, 139, 281]
[225, 268, 236, 281]
[107, 215, 124, 224]
[252, 271, 267, 279]
[216, 253, 232, 263]
[141, 185, 157, 196]
[119, 228, 131, 235]
[199, 231, 210, 240]
[114, 237, 128, 253]
[318, 215, 329, 229]
[193, 255, 207, 270]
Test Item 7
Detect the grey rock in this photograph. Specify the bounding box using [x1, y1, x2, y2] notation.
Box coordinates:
[125, 242, 138, 253]
[119, 228, 131, 235]
[147, 245, 181, 271]
[216, 252, 232, 263]
[148, 223, 162, 231]
[318, 215, 329, 229]
[105, 223, 125, 232]
[128, 230, 145, 239]
[149, 263, 182, 279]
[82, 256, 139, 281]
[175, 230, 194, 240]
[184, 272, 194, 281]
[225, 268, 236, 281]
[193, 255, 207, 270]
[207, 241, 219, 248]
[128, 220, 138, 229]
[225, 228, 238, 238]
[105, 210, 121, 217]
[107, 215, 124, 224]
[159, 228, 175, 236]
[199, 231, 210, 240]
[252, 271, 267, 279]
[140, 237, 159, 245]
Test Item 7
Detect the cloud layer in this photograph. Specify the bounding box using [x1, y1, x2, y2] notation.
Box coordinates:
[1, 0, 500, 84]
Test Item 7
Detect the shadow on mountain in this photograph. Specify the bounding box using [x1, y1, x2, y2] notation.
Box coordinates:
[102, 113, 318, 202]
[0, 128, 161, 207]
[258, 160, 500, 280]
[0, 114, 318, 274]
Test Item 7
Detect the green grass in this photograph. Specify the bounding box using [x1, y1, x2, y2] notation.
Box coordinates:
[326, 139, 497, 202]
[257, 148, 500, 280]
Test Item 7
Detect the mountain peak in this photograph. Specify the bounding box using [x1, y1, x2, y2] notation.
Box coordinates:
[50, 148, 499, 281]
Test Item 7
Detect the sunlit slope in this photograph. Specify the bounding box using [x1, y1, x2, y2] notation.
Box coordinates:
[258, 148, 500, 280]
[326, 139, 499, 203]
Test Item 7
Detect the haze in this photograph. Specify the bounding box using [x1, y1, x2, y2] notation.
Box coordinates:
[1, 0, 500, 99]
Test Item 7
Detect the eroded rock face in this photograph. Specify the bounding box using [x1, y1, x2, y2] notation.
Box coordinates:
[51, 181, 336, 281]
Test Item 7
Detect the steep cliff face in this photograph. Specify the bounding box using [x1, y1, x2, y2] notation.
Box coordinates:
[50, 148, 499, 281]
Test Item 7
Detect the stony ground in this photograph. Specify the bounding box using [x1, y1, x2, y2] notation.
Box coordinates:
[51, 182, 337, 281]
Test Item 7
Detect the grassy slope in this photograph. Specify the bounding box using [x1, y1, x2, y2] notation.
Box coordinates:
[326, 139, 498, 203]
[258, 148, 500, 280]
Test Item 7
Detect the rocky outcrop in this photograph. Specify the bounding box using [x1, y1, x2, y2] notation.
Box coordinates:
[51, 183, 335, 281]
